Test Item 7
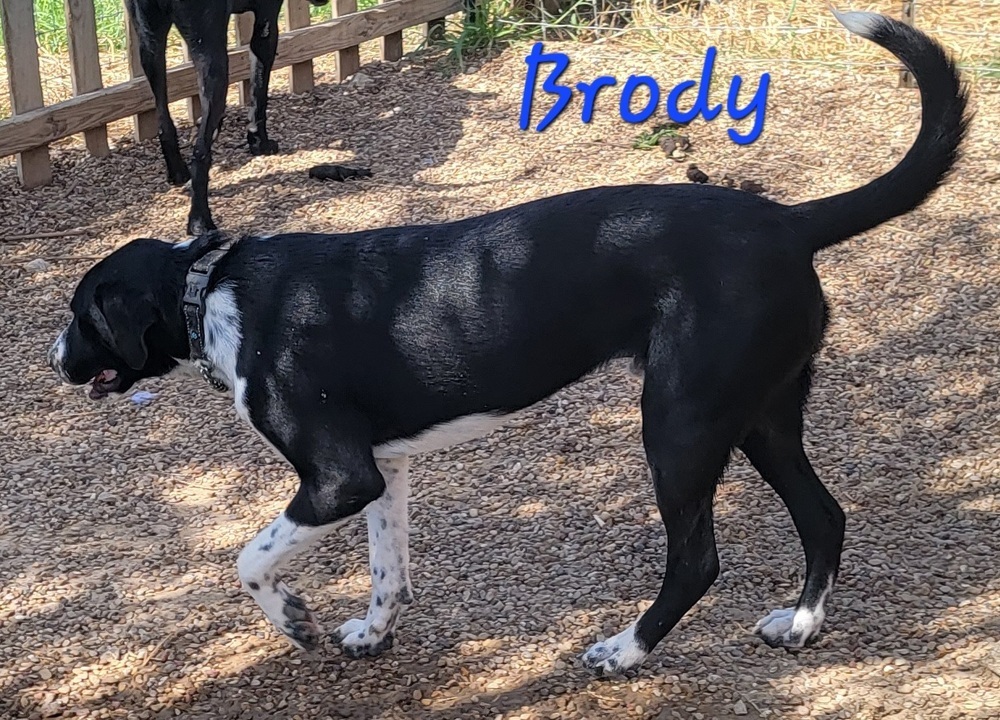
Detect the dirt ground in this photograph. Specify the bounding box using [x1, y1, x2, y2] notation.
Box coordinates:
[1, 35, 999, 720]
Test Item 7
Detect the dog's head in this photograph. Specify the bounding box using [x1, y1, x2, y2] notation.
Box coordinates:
[49, 237, 203, 399]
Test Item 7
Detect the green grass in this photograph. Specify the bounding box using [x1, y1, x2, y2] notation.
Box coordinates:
[30, 0, 128, 53]
[631, 123, 680, 150]
[1, 0, 381, 54]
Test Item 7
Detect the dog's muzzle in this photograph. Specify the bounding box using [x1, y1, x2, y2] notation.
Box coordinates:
[48, 332, 70, 383]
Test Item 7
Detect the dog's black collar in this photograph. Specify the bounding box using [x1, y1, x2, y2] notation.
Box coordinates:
[183, 236, 235, 392]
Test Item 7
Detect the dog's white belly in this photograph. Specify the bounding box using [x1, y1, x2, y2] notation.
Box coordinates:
[373, 412, 514, 459]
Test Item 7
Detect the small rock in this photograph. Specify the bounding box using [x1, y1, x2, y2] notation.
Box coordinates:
[740, 179, 766, 194]
[733, 699, 749, 715]
[24, 259, 51, 273]
[39, 668, 52, 680]
[659, 138, 677, 156]
[686, 164, 710, 183]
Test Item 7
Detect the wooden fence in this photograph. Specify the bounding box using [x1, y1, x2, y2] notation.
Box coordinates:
[0, 0, 462, 188]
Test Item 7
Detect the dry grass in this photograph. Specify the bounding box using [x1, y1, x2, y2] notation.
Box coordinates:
[1, 2, 999, 719]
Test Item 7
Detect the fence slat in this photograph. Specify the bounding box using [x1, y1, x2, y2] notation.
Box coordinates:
[125, 11, 158, 141]
[333, 0, 360, 82]
[181, 40, 203, 123]
[380, 0, 404, 62]
[286, 0, 315, 93]
[234, 13, 254, 106]
[0, 0, 464, 159]
[1, 0, 52, 186]
[64, 0, 110, 157]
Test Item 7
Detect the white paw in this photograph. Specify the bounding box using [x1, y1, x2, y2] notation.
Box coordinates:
[754, 606, 823, 648]
[580, 624, 649, 675]
[331, 618, 395, 658]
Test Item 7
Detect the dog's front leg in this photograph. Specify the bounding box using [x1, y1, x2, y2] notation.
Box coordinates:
[236, 511, 337, 650]
[245, 6, 281, 156]
[236, 422, 386, 651]
[331, 457, 414, 657]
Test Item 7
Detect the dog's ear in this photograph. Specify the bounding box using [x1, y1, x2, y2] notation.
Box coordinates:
[90, 285, 156, 370]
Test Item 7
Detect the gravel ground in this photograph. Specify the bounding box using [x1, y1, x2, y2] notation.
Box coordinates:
[1, 40, 999, 720]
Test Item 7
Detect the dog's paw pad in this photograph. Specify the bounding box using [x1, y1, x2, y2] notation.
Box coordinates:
[330, 618, 367, 643]
[248, 135, 280, 156]
[284, 620, 322, 651]
[331, 619, 394, 658]
[279, 593, 321, 651]
[168, 167, 191, 187]
[581, 627, 648, 676]
[754, 606, 821, 648]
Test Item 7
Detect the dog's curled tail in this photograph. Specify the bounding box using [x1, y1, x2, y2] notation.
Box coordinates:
[791, 9, 970, 253]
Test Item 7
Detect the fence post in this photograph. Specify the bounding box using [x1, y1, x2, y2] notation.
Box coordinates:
[64, 0, 110, 157]
[0, 0, 53, 187]
[333, 0, 360, 81]
[380, 0, 404, 62]
[234, 12, 254, 106]
[125, 11, 158, 141]
[286, 0, 315, 92]
[899, 1, 917, 88]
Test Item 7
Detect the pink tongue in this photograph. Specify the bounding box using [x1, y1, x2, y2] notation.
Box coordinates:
[97, 369, 118, 384]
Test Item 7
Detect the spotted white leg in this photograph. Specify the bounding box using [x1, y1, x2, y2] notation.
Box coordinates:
[237, 512, 339, 651]
[331, 456, 413, 658]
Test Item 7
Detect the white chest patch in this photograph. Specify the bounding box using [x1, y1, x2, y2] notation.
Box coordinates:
[373, 412, 514, 458]
[203, 284, 243, 389]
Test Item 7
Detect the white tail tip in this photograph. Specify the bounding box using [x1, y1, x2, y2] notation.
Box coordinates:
[830, 8, 883, 39]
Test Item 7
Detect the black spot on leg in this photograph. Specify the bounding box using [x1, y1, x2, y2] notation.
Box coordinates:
[376, 595, 383, 607]
[380, 569, 386, 581]
[270, 526, 279, 538]
[380, 518, 387, 531]
[259, 542, 273, 552]
[248, 582, 260, 591]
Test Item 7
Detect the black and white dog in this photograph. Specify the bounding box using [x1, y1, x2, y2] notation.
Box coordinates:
[49, 11, 967, 674]
[125, 0, 330, 235]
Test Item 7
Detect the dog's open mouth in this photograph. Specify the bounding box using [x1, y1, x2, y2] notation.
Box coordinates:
[89, 369, 121, 400]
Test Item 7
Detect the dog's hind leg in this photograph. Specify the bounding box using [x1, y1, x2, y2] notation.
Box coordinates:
[245, 7, 281, 156]
[182, 42, 228, 235]
[739, 371, 846, 649]
[125, 1, 189, 185]
[331, 457, 414, 657]
[582, 336, 744, 675]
